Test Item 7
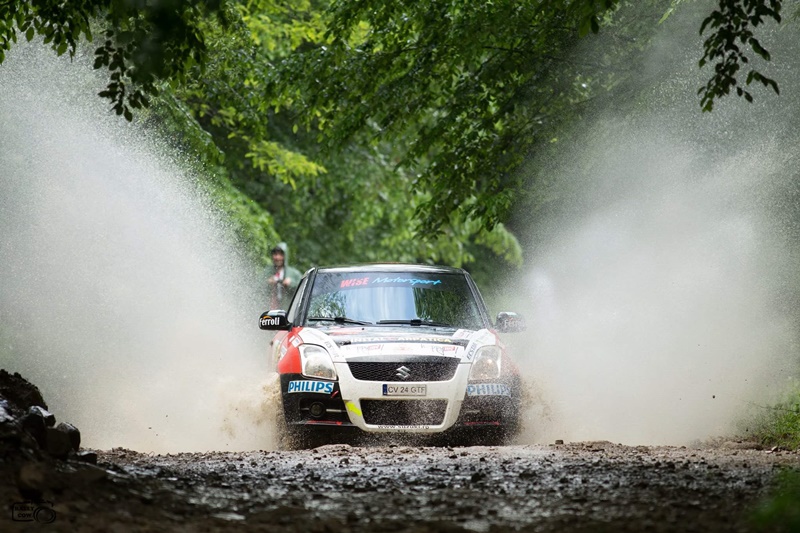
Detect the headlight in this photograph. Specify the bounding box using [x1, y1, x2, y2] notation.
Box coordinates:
[469, 345, 502, 380]
[300, 344, 337, 380]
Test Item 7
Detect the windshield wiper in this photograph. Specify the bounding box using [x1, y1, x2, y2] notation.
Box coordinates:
[377, 319, 453, 328]
[308, 316, 373, 326]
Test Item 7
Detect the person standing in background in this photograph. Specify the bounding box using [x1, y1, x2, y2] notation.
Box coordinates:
[267, 242, 301, 310]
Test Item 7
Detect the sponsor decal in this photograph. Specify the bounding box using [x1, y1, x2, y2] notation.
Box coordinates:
[371, 277, 442, 286]
[465, 342, 479, 361]
[290, 336, 301, 347]
[435, 345, 459, 355]
[348, 337, 457, 345]
[356, 344, 384, 354]
[467, 383, 512, 397]
[373, 425, 433, 429]
[260, 316, 281, 327]
[345, 401, 362, 417]
[287, 380, 335, 394]
[393, 344, 416, 353]
[340, 276, 371, 288]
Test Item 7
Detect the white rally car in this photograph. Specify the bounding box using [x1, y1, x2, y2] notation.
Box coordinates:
[259, 263, 526, 448]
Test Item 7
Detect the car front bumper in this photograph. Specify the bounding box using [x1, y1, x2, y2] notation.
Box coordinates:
[279, 368, 520, 435]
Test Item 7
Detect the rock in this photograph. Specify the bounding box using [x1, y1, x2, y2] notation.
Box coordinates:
[76, 450, 98, 465]
[0, 399, 14, 423]
[20, 410, 48, 449]
[57, 422, 81, 451]
[67, 464, 107, 484]
[0, 369, 48, 413]
[29, 406, 56, 427]
[45, 424, 74, 459]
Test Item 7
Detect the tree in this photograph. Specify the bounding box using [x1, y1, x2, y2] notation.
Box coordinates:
[272, 0, 648, 234]
[698, 0, 783, 111]
[0, 0, 786, 270]
[0, 0, 230, 120]
[156, 0, 523, 273]
[270, 0, 788, 232]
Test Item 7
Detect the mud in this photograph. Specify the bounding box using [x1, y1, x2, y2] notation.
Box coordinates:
[2, 439, 799, 532]
[2, 371, 799, 532]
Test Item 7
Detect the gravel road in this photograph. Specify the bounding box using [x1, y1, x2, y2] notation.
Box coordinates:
[3, 440, 798, 532]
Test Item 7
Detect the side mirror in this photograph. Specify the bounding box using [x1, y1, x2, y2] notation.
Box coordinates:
[495, 311, 526, 333]
[259, 310, 292, 330]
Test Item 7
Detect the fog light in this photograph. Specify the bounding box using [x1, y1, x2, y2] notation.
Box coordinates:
[309, 402, 326, 419]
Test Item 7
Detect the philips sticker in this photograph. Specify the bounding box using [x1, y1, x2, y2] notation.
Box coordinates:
[287, 381, 335, 394]
[467, 383, 511, 397]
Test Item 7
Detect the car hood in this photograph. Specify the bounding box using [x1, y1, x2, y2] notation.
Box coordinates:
[294, 326, 496, 363]
[325, 327, 468, 346]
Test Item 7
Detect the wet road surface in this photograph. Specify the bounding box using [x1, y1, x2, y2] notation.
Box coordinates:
[3, 440, 798, 532]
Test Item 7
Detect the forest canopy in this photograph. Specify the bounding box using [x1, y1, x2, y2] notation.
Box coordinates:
[0, 0, 788, 281]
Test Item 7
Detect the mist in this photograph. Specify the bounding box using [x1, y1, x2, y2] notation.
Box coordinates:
[2, 6, 798, 454]
[0, 43, 277, 452]
[512, 4, 800, 445]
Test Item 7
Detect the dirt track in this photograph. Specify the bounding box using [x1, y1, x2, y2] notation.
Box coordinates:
[2, 440, 799, 532]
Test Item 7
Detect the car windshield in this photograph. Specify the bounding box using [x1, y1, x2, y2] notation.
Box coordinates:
[304, 271, 485, 330]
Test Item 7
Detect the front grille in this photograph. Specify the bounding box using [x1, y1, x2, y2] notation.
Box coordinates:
[361, 399, 448, 426]
[348, 358, 459, 382]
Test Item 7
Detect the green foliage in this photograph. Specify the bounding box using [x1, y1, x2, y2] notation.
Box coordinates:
[698, 0, 782, 111]
[271, 0, 700, 236]
[14, 0, 749, 281]
[167, 0, 524, 272]
[747, 383, 800, 450]
[277, 0, 594, 234]
[0, 0, 231, 120]
[2, 0, 791, 262]
[210, 174, 283, 263]
[237, 0, 328, 58]
[751, 469, 800, 532]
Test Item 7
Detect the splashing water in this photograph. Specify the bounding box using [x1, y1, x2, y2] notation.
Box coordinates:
[0, 43, 279, 452]
[511, 8, 800, 446]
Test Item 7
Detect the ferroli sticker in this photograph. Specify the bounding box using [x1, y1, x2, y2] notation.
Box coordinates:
[260, 316, 281, 327]
[466, 383, 511, 397]
[287, 381, 335, 394]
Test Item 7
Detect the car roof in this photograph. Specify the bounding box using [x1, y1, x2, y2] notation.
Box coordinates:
[313, 263, 467, 275]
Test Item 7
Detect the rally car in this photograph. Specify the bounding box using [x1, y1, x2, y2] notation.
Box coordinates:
[259, 264, 526, 448]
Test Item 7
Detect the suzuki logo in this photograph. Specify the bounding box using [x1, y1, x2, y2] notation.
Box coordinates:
[395, 365, 412, 380]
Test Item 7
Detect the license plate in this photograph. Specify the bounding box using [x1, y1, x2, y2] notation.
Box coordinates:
[382, 384, 427, 396]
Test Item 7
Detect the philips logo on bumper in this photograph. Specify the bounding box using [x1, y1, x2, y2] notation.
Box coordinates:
[467, 383, 511, 397]
[288, 381, 335, 394]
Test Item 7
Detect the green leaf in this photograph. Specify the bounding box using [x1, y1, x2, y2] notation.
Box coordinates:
[25, 27, 34, 42]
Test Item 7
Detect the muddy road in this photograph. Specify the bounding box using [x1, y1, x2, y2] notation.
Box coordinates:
[3, 440, 798, 532]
